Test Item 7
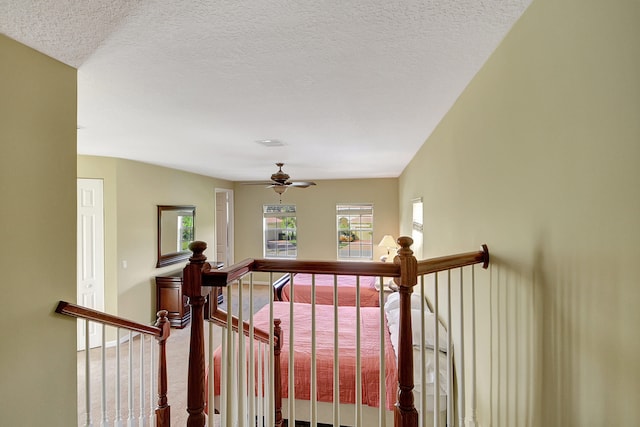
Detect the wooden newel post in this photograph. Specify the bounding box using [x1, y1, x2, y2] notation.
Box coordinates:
[154, 310, 171, 427]
[183, 241, 209, 427]
[394, 236, 419, 427]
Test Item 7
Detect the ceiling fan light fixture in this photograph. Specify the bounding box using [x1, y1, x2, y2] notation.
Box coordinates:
[273, 185, 287, 195]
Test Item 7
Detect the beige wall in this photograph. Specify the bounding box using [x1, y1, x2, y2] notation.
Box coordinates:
[0, 35, 77, 425]
[399, 0, 640, 425]
[234, 178, 399, 265]
[78, 156, 233, 323]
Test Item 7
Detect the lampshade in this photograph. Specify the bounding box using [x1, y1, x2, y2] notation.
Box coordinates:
[378, 235, 397, 254]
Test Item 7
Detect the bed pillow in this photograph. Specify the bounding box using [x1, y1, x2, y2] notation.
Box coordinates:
[412, 309, 448, 352]
[375, 277, 403, 292]
[384, 292, 430, 313]
[385, 305, 400, 329]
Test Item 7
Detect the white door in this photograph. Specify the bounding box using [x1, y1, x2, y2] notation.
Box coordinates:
[215, 189, 234, 266]
[77, 178, 105, 349]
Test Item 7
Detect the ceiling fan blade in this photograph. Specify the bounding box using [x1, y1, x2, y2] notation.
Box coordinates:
[241, 181, 276, 185]
[288, 181, 317, 188]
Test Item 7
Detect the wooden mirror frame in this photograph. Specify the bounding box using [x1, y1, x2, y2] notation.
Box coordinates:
[156, 205, 196, 268]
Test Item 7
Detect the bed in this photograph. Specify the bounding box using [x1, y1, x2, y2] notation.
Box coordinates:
[210, 297, 449, 426]
[273, 273, 383, 306]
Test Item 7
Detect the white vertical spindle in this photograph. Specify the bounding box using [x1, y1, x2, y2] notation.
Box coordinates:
[446, 271, 453, 427]
[225, 285, 234, 426]
[249, 276, 256, 427]
[150, 337, 156, 426]
[257, 342, 263, 426]
[237, 279, 246, 427]
[333, 274, 340, 427]
[468, 265, 478, 427]
[220, 321, 228, 427]
[268, 272, 275, 427]
[115, 328, 123, 427]
[310, 274, 317, 425]
[101, 324, 108, 427]
[207, 321, 215, 427]
[355, 275, 362, 425]
[433, 273, 440, 427]
[128, 331, 135, 427]
[458, 268, 466, 427]
[378, 276, 387, 427]
[84, 319, 92, 427]
[420, 275, 427, 427]
[288, 273, 295, 424]
[139, 335, 146, 427]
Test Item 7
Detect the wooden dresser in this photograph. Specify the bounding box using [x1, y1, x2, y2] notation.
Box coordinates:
[155, 262, 223, 328]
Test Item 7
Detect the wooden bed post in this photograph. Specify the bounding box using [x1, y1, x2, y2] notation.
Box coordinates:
[394, 236, 419, 427]
[183, 241, 209, 427]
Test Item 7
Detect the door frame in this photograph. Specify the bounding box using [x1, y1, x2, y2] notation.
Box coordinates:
[215, 188, 234, 267]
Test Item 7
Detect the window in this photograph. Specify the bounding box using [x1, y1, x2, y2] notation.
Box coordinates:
[177, 214, 194, 251]
[337, 204, 373, 260]
[412, 198, 423, 259]
[263, 204, 297, 258]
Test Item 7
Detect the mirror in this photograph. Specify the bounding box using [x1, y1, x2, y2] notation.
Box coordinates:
[156, 205, 196, 267]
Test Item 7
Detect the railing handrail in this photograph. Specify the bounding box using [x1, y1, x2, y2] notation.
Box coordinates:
[55, 301, 169, 339]
[416, 244, 490, 275]
[56, 301, 171, 427]
[203, 258, 401, 287]
[207, 308, 272, 344]
[202, 245, 488, 288]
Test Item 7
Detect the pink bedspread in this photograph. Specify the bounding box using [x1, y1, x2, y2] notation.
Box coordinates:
[212, 302, 398, 410]
[281, 274, 380, 307]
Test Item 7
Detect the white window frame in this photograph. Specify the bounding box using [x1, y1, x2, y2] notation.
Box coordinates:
[336, 203, 374, 260]
[263, 204, 297, 259]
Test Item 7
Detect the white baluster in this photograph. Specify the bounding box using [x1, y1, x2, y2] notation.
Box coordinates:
[248, 275, 256, 427]
[149, 336, 156, 426]
[128, 331, 136, 427]
[115, 328, 123, 427]
[237, 279, 246, 427]
[84, 319, 93, 427]
[288, 273, 295, 424]
[458, 268, 466, 427]
[333, 274, 340, 427]
[310, 274, 317, 425]
[101, 324, 108, 427]
[139, 335, 146, 427]
[447, 271, 453, 427]
[208, 321, 215, 427]
[433, 273, 440, 427]
[468, 265, 478, 427]
[378, 276, 387, 427]
[355, 275, 362, 425]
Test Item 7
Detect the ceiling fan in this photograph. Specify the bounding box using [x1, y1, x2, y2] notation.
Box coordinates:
[245, 163, 316, 200]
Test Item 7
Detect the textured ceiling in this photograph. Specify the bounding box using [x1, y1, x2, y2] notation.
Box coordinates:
[1, 0, 532, 181]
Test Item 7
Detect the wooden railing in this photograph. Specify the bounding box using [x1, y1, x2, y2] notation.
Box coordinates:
[55, 301, 171, 427]
[182, 236, 489, 427]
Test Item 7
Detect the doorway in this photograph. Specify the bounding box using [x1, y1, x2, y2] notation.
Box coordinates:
[215, 189, 234, 267]
[77, 178, 105, 349]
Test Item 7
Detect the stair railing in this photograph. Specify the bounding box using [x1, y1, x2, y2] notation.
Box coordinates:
[55, 301, 171, 427]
